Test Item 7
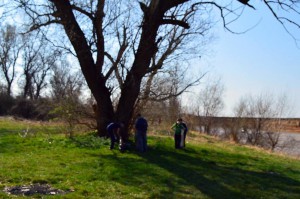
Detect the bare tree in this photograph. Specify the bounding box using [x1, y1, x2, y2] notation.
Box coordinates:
[136, 5, 213, 104]
[136, 63, 205, 124]
[0, 24, 23, 96]
[0, 1, 9, 20]
[49, 60, 90, 136]
[243, 93, 274, 145]
[7, 0, 300, 141]
[50, 60, 84, 102]
[227, 98, 248, 143]
[20, 33, 61, 100]
[19, 33, 42, 99]
[232, 92, 292, 151]
[264, 94, 291, 151]
[196, 77, 224, 134]
[32, 49, 59, 100]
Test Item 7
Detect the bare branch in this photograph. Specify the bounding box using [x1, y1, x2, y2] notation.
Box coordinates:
[104, 25, 129, 86]
[237, 0, 256, 9]
[161, 19, 190, 29]
[27, 20, 60, 32]
[262, 0, 300, 44]
[71, 4, 94, 21]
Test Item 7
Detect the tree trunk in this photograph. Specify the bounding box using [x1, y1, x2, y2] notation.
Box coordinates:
[52, 0, 166, 140]
[113, 1, 168, 141]
[93, 88, 115, 137]
[6, 82, 12, 97]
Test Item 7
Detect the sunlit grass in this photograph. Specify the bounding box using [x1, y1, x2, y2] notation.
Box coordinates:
[0, 118, 300, 198]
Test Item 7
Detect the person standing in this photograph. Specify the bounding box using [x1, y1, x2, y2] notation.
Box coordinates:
[106, 122, 123, 150]
[181, 120, 188, 148]
[171, 118, 186, 149]
[135, 113, 148, 152]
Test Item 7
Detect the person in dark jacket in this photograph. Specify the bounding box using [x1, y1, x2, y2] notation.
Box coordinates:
[181, 120, 188, 147]
[106, 122, 123, 150]
[135, 114, 148, 152]
[171, 118, 186, 149]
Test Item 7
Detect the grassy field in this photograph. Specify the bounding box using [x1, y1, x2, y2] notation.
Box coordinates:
[0, 118, 300, 199]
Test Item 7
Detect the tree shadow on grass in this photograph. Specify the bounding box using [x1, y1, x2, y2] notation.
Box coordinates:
[98, 141, 300, 199]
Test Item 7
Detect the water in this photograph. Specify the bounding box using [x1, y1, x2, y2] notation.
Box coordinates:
[276, 132, 300, 157]
[200, 126, 300, 157]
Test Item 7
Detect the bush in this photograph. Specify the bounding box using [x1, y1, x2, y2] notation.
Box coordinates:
[10, 99, 36, 119]
[33, 98, 54, 120]
[0, 93, 15, 115]
[10, 98, 53, 120]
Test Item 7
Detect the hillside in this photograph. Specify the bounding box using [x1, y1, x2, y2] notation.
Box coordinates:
[0, 118, 300, 198]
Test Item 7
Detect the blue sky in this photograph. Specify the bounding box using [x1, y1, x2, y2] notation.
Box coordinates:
[196, 2, 300, 117]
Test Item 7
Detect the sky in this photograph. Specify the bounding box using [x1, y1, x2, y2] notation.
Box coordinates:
[192, 2, 300, 118]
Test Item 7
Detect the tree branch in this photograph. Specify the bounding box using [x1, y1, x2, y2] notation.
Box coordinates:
[104, 26, 128, 86]
[161, 19, 190, 29]
[27, 20, 60, 32]
[71, 4, 94, 21]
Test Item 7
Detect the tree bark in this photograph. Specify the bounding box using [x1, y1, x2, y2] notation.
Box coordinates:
[115, 1, 167, 141]
[51, 0, 114, 136]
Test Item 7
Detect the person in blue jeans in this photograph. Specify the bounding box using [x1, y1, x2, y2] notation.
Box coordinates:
[135, 114, 148, 152]
[106, 122, 123, 150]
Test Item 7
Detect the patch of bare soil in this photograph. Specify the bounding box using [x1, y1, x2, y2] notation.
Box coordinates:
[4, 183, 71, 196]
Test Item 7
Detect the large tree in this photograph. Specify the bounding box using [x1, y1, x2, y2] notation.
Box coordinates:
[8, 0, 300, 142]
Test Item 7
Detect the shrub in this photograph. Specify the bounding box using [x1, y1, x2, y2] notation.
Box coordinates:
[0, 93, 15, 115]
[10, 98, 36, 119]
[10, 98, 53, 120]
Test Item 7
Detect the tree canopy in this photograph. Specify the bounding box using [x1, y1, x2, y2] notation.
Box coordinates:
[1, 0, 299, 142]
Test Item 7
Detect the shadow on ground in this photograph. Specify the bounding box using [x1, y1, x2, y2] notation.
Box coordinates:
[99, 138, 300, 199]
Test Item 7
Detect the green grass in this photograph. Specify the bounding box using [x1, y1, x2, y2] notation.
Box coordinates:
[0, 118, 300, 199]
